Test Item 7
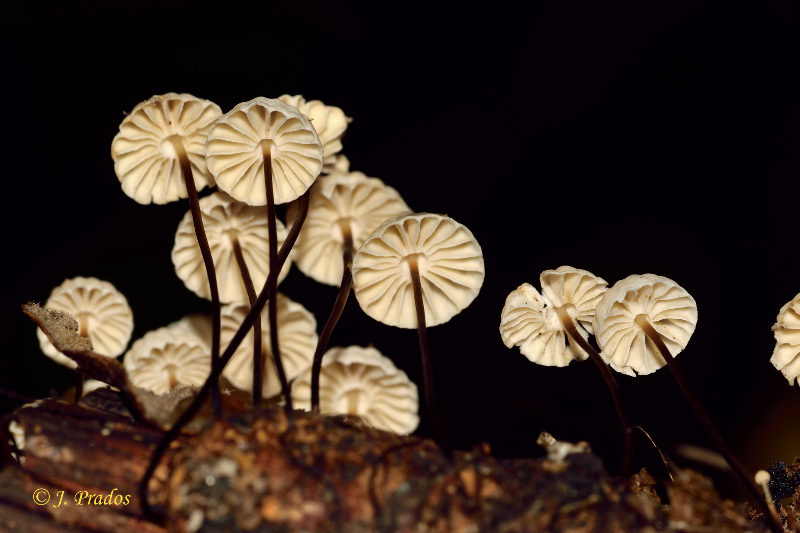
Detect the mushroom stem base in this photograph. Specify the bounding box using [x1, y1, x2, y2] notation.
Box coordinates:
[634, 315, 782, 533]
[555, 306, 633, 478]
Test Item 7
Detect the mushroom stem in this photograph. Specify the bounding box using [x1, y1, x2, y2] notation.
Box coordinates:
[311, 230, 354, 413]
[409, 257, 452, 452]
[232, 238, 265, 410]
[75, 373, 85, 404]
[262, 147, 293, 417]
[170, 136, 223, 419]
[634, 314, 782, 532]
[140, 190, 310, 519]
[554, 306, 634, 478]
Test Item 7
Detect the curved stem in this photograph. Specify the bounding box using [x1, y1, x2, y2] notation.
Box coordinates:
[311, 233, 354, 412]
[139, 191, 310, 519]
[232, 238, 264, 410]
[263, 148, 293, 417]
[409, 258, 451, 452]
[555, 307, 633, 478]
[171, 138, 222, 418]
[634, 315, 782, 533]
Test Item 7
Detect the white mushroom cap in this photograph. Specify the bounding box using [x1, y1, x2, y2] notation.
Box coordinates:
[37, 277, 134, 369]
[172, 191, 290, 303]
[351, 213, 485, 329]
[540, 266, 608, 336]
[593, 274, 698, 376]
[278, 95, 351, 173]
[220, 293, 317, 398]
[123, 327, 210, 395]
[166, 313, 212, 350]
[292, 346, 419, 435]
[111, 93, 222, 205]
[330, 154, 351, 174]
[500, 283, 590, 367]
[205, 97, 324, 206]
[288, 171, 411, 285]
[770, 292, 800, 386]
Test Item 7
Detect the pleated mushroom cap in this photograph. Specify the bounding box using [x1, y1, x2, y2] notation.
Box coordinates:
[540, 266, 608, 336]
[278, 95, 351, 173]
[770, 292, 800, 386]
[220, 293, 317, 398]
[111, 93, 222, 205]
[37, 277, 133, 369]
[123, 327, 210, 395]
[205, 97, 324, 206]
[593, 274, 698, 376]
[288, 171, 411, 285]
[172, 191, 290, 303]
[351, 213, 485, 329]
[292, 346, 420, 435]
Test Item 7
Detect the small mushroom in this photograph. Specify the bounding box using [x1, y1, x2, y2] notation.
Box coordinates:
[219, 293, 317, 399]
[172, 191, 291, 302]
[593, 274, 780, 530]
[278, 95, 351, 174]
[352, 213, 485, 449]
[113, 93, 225, 413]
[206, 97, 324, 413]
[123, 327, 210, 395]
[292, 345, 419, 435]
[770, 291, 800, 386]
[755, 470, 782, 525]
[500, 267, 633, 475]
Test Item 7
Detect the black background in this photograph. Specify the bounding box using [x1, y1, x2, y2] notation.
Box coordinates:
[2, 0, 799, 501]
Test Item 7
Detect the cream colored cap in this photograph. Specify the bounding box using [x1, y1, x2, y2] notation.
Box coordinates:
[37, 277, 133, 369]
[166, 314, 212, 350]
[220, 293, 317, 398]
[770, 292, 800, 386]
[172, 191, 291, 303]
[351, 213, 485, 329]
[593, 274, 698, 376]
[111, 93, 222, 205]
[205, 97, 323, 206]
[292, 345, 419, 435]
[123, 327, 210, 395]
[288, 171, 411, 285]
[278, 95, 351, 173]
[540, 266, 608, 336]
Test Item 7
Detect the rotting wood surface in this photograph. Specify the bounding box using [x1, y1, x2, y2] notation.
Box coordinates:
[3, 393, 792, 533]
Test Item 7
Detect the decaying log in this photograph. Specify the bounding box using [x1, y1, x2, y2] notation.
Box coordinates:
[2, 394, 787, 532]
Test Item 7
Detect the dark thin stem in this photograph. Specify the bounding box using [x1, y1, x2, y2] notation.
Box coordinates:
[263, 148, 293, 417]
[232, 239, 264, 411]
[555, 307, 633, 478]
[139, 190, 310, 520]
[635, 315, 782, 533]
[311, 233, 354, 412]
[75, 372, 85, 404]
[409, 258, 451, 452]
[171, 137, 222, 418]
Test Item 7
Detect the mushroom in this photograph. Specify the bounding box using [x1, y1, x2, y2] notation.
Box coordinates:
[36, 277, 133, 402]
[166, 314, 213, 350]
[351, 213, 485, 448]
[770, 291, 800, 387]
[205, 97, 323, 414]
[292, 345, 419, 435]
[172, 191, 291, 303]
[219, 293, 317, 400]
[500, 266, 633, 475]
[593, 274, 780, 531]
[755, 470, 782, 525]
[123, 327, 210, 395]
[286, 171, 411, 411]
[112, 93, 224, 413]
[278, 95, 351, 174]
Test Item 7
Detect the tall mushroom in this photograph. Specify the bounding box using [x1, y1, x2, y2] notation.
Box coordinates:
[292, 345, 419, 435]
[287, 171, 411, 411]
[593, 274, 781, 531]
[770, 291, 800, 388]
[351, 213, 485, 449]
[205, 97, 323, 414]
[36, 277, 133, 401]
[111, 93, 224, 414]
[500, 266, 633, 475]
